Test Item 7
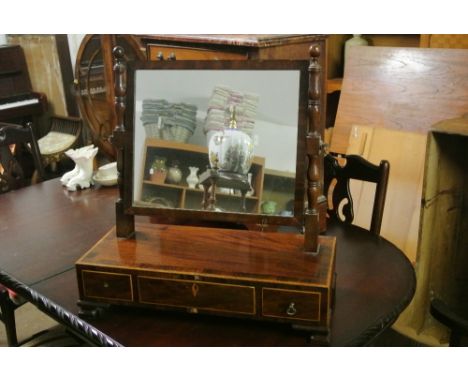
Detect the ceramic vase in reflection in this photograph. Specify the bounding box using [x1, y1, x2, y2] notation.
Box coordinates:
[186, 166, 199, 189]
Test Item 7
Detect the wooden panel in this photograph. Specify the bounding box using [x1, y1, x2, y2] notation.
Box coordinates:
[81, 270, 133, 302]
[138, 276, 255, 315]
[148, 45, 248, 61]
[331, 46, 468, 154]
[345, 126, 427, 263]
[329, 46, 468, 269]
[78, 223, 336, 286]
[420, 34, 468, 48]
[365, 34, 420, 48]
[262, 287, 321, 322]
[396, 124, 468, 345]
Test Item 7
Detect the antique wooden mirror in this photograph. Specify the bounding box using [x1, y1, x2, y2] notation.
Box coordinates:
[76, 45, 335, 335]
[112, 45, 326, 253]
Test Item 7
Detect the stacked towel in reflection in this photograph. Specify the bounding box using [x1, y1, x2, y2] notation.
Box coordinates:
[204, 86, 259, 137]
[141, 99, 197, 143]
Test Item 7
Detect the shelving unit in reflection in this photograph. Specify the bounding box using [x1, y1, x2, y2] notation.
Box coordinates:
[136, 138, 265, 213]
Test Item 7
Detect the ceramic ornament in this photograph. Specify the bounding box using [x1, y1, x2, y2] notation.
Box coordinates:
[61, 145, 98, 191]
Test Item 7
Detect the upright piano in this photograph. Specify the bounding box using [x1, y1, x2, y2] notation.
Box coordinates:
[0, 44, 47, 124]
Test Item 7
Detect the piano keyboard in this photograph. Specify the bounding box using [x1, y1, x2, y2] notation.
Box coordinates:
[0, 98, 39, 111]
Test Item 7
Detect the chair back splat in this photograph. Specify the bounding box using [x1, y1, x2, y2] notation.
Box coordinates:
[324, 153, 390, 235]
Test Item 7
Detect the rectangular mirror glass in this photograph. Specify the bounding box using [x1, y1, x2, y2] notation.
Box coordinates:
[127, 60, 308, 226]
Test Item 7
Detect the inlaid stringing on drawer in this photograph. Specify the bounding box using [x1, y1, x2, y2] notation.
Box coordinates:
[137, 276, 255, 315]
[81, 270, 133, 302]
[262, 287, 322, 322]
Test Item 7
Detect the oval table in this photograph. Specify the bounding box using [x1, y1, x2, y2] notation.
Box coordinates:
[0, 179, 415, 346]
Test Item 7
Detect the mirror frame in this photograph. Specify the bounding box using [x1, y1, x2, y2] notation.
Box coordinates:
[112, 45, 325, 252]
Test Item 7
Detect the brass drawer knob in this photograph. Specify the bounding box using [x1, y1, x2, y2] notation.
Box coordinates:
[286, 302, 297, 316]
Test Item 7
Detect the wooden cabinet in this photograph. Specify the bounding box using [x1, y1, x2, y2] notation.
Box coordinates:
[76, 222, 336, 330]
[138, 138, 265, 214]
[147, 44, 248, 61]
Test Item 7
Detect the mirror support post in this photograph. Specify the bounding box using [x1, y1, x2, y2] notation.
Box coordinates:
[111, 46, 135, 238]
[304, 44, 324, 254]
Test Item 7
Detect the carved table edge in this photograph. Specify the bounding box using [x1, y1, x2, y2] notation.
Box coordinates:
[0, 269, 122, 347]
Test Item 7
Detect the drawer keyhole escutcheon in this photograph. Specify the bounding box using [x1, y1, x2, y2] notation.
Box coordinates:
[192, 283, 199, 297]
[286, 302, 297, 316]
[103, 282, 109, 288]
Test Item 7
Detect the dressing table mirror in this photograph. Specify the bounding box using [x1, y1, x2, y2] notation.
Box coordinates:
[75, 44, 336, 339]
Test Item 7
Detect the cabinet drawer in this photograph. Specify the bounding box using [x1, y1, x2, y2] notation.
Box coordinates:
[138, 276, 255, 315]
[262, 287, 321, 322]
[81, 270, 133, 302]
[148, 44, 248, 61]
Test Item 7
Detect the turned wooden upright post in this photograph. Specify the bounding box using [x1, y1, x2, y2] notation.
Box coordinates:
[304, 44, 324, 253]
[111, 46, 135, 238]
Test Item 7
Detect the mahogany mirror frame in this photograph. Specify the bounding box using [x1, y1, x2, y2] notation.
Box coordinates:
[111, 45, 325, 253]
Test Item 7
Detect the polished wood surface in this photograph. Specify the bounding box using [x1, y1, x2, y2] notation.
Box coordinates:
[139, 35, 324, 48]
[331, 46, 468, 154]
[79, 224, 335, 283]
[0, 179, 415, 346]
[76, 222, 335, 329]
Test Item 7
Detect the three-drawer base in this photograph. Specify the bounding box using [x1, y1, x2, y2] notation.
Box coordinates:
[76, 224, 336, 333]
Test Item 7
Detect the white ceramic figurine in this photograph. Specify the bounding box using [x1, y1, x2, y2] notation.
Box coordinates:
[60, 145, 98, 191]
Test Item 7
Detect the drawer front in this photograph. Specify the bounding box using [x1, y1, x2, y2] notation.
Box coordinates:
[138, 276, 255, 315]
[81, 270, 133, 302]
[148, 45, 248, 61]
[262, 287, 321, 322]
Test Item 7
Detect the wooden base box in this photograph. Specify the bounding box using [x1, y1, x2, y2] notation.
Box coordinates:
[76, 223, 336, 333]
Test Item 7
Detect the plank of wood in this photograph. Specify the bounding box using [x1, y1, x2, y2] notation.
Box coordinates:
[345, 126, 427, 264]
[331, 46, 468, 154]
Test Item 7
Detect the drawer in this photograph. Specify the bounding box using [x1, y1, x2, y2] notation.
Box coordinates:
[138, 276, 255, 315]
[262, 287, 321, 322]
[81, 270, 133, 302]
[148, 44, 248, 61]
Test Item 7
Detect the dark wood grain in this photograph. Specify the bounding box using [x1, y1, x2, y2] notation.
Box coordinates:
[78, 224, 334, 283]
[0, 179, 416, 346]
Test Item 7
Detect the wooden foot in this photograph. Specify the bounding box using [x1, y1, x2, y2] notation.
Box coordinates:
[77, 300, 110, 319]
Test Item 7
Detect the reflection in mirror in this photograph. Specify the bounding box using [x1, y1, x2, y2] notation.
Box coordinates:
[133, 69, 301, 216]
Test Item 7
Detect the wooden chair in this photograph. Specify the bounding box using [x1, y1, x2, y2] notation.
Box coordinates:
[430, 299, 468, 347]
[0, 122, 45, 194]
[0, 122, 46, 345]
[37, 115, 82, 172]
[324, 153, 390, 235]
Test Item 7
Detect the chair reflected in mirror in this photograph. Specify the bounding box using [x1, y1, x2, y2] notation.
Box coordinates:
[324, 153, 390, 235]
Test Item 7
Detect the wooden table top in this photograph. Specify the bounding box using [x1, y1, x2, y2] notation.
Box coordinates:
[0, 179, 416, 346]
[138, 34, 323, 48]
